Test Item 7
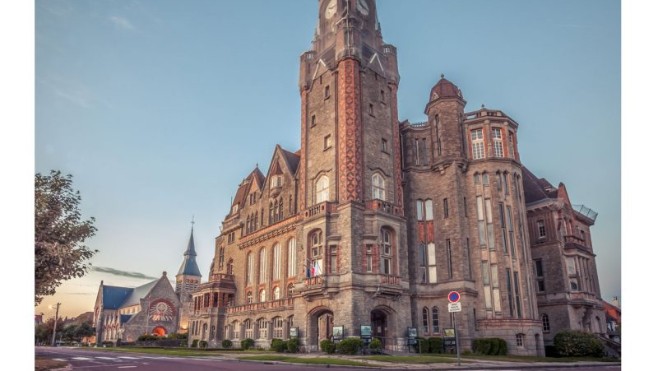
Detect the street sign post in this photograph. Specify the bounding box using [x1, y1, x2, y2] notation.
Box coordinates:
[448, 291, 461, 303]
[447, 291, 461, 366]
[448, 302, 462, 312]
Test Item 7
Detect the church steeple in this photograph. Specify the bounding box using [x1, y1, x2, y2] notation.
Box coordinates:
[177, 223, 202, 277]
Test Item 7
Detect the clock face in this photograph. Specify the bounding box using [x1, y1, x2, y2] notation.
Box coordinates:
[325, 0, 337, 19]
[357, 0, 369, 16]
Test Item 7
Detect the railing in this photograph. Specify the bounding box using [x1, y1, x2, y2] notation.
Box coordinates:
[226, 298, 294, 314]
[366, 199, 402, 216]
[380, 275, 401, 285]
[410, 121, 428, 127]
[573, 204, 598, 222]
[304, 202, 335, 218]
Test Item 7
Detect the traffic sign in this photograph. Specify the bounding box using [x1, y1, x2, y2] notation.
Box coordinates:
[448, 291, 461, 303]
[448, 302, 462, 312]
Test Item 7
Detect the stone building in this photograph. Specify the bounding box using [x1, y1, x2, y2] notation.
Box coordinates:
[187, 0, 605, 355]
[93, 272, 181, 343]
[93, 225, 202, 343]
[523, 170, 606, 346]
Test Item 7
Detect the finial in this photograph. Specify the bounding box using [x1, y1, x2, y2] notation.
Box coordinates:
[191, 215, 195, 227]
[441, 73, 445, 79]
[163, 271, 167, 276]
[481, 104, 485, 109]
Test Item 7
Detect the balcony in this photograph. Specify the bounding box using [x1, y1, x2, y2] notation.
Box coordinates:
[304, 201, 335, 218]
[226, 298, 294, 314]
[573, 204, 598, 223]
[366, 199, 403, 216]
[564, 234, 589, 252]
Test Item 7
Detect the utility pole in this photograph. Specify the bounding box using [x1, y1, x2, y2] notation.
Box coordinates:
[51, 302, 61, 347]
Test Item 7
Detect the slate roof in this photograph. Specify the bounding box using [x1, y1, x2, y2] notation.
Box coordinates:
[522, 166, 557, 204]
[120, 314, 134, 324]
[430, 76, 463, 101]
[121, 279, 159, 307]
[177, 228, 202, 277]
[281, 147, 301, 174]
[101, 285, 134, 310]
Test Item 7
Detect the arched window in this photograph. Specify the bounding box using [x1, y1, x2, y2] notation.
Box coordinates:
[516, 333, 525, 347]
[246, 253, 254, 284]
[422, 307, 430, 334]
[287, 283, 294, 297]
[259, 248, 267, 283]
[287, 239, 297, 277]
[272, 243, 281, 280]
[244, 319, 253, 339]
[471, 128, 484, 159]
[273, 286, 280, 300]
[273, 316, 284, 338]
[372, 173, 386, 200]
[432, 307, 440, 333]
[246, 291, 253, 304]
[232, 320, 240, 339]
[316, 175, 329, 203]
[259, 289, 266, 302]
[542, 314, 550, 332]
[258, 318, 268, 339]
[227, 259, 234, 275]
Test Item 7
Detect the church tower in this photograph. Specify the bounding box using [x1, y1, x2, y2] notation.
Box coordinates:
[296, 0, 410, 348]
[176, 223, 202, 333]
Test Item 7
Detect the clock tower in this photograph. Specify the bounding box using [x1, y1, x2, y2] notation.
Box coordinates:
[296, 0, 409, 345]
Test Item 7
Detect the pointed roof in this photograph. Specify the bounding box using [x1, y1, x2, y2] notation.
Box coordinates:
[100, 285, 134, 310]
[231, 167, 264, 210]
[177, 227, 202, 277]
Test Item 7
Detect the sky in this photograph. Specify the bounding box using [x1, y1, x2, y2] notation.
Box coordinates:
[17, 0, 630, 331]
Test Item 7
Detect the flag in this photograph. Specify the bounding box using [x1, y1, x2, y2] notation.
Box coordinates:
[314, 261, 322, 276]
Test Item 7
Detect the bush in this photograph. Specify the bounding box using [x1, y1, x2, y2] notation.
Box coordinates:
[271, 339, 287, 353]
[287, 338, 300, 353]
[369, 338, 382, 353]
[101, 341, 114, 347]
[320, 339, 336, 354]
[416, 337, 430, 353]
[472, 338, 508, 355]
[428, 337, 443, 354]
[241, 338, 255, 350]
[221, 339, 233, 349]
[138, 334, 158, 342]
[553, 330, 604, 358]
[167, 333, 188, 340]
[191, 339, 199, 348]
[199, 340, 208, 349]
[336, 338, 363, 355]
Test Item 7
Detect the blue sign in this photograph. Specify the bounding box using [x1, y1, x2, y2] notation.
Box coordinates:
[448, 291, 461, 303]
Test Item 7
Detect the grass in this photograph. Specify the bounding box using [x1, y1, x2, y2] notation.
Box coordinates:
[239, 355, 372, 367]
[364, 353, 619, 364]
[35, 357, 69, 371]
[83, 346, 237, 357]
[364, 354, 469, 364]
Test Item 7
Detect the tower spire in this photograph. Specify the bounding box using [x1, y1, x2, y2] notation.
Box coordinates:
[177, 223, 201, 277]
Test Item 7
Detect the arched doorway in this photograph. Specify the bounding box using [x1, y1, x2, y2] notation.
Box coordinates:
[371, 308, 389, 348]
[307, 307, 334, 351]
[152, 326, 167, 337]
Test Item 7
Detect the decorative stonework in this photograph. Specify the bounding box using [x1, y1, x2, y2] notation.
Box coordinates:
[390, 84, 404, 212]
[337, 59, 363, 203]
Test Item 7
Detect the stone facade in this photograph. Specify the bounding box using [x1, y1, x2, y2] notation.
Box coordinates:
[187, 0, 606, 356]
[93, 272, 181, 343]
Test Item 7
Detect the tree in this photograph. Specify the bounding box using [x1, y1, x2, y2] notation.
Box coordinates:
[35, 170, 98, 305]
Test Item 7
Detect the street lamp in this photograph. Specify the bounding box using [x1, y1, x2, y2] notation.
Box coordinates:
[50, 303, 61, 347]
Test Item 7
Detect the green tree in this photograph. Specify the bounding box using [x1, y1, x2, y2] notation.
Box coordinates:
[35, 170, 97, 305]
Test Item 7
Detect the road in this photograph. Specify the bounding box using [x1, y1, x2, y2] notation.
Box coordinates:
[35, 346, 621, 371]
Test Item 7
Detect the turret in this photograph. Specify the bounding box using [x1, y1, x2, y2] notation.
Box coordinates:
[425, 75, 467, 164]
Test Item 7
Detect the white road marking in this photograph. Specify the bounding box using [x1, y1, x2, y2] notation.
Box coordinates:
[72, 357, 92, 360]
[52, 358, 66, 362]
[118, 356, 139, 359]
[94, 357, 115, 360]
[117, 367, 137, 369]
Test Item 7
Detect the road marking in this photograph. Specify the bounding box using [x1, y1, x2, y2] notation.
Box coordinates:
[118, 356, 139, 359]
[117, 367, 137, 369]
[94, 357, 115, 360]
[72, 357, 92, 360]
[52, 358, 66, 362]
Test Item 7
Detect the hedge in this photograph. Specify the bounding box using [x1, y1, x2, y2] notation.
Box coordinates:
[287, 338, 300, 353]
[320, 339, 336, 354]
[271, 338, 287, 353]
[241, 338, 255, 350]
[221, 339, 233, 349]
[336, 338, 363, 355]
[472, 338, 508, 355]
[553, 330, 604, 358]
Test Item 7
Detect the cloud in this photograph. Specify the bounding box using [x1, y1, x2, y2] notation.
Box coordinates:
[92, 266, 157, 280]
[109, 15, 135, 31]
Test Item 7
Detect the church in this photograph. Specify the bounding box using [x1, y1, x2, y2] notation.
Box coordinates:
[186, 0, 606, 355]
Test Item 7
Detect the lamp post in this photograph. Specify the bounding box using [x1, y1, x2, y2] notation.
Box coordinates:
[50, 302, 61, 347]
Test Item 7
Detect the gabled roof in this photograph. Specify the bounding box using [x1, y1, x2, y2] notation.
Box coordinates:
[119, 279, 159, 307]
[281, 147, 301, 175]
[231, 167, 264, 210]
[120, 314, 133, 324]
[265, 145, 300, 181]
[522, 166, 557, 204]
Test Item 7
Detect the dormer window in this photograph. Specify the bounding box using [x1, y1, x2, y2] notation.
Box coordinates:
[271, 175, 284, 189]
[232, 204, 239, 214]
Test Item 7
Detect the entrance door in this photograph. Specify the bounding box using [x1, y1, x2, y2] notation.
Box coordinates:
[371, 309, 387, 347]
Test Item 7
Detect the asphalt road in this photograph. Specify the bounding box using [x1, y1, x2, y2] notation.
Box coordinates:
[35, 346, 621, 371]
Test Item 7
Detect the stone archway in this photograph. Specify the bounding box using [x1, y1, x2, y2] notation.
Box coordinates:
[371, 309, 388, 347]
[307, 306, 334, 351]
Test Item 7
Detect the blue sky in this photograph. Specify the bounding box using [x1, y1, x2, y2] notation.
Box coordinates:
[26, 0, 624, 320]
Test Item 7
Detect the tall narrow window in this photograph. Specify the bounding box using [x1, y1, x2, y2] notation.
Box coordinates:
[491, 264, 501, 312]
[508, 131, 515, 159]
[310, 230, 323, 277]
[471, 129, 485, 159]
[513, 271, 522, 318]
[503, 173, 509, 195]
[427, 242, 437, 283]
[247, 253, 254, 284]
[492, 127, 503, 157]
[273, 286, 281, 300]
[272, 243, 281, 280]
[324, 85, 330, 98]
[366, 244, 373, 273]
[247, 291, 253, 304]
[432, 307, 440, 333]
[425, 199, 433, 220]
[476, 196, 486, 248]
[287, 239, 297, 277]
[259, 248, 267, 283]
[259, 289, 266, 302]
[381, 229, 393, 275]
[443, 198, 449, 218]
[535, 259, 546, 292]
[446, 239, 453, 279]
[316, 175, 329, 204]
[537, 220, 546, 239]
[499, 203, 508, 253]
[422, 307, 430, 334]
[485, 199, 495, 250]
[372, 173, 386, 200]
[482, 261, 492, 309]
[542, 314, 550, 332]
[465, 238, 472, 279]
[506, 206, 516, 258]
[506, 269, 514, 316]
